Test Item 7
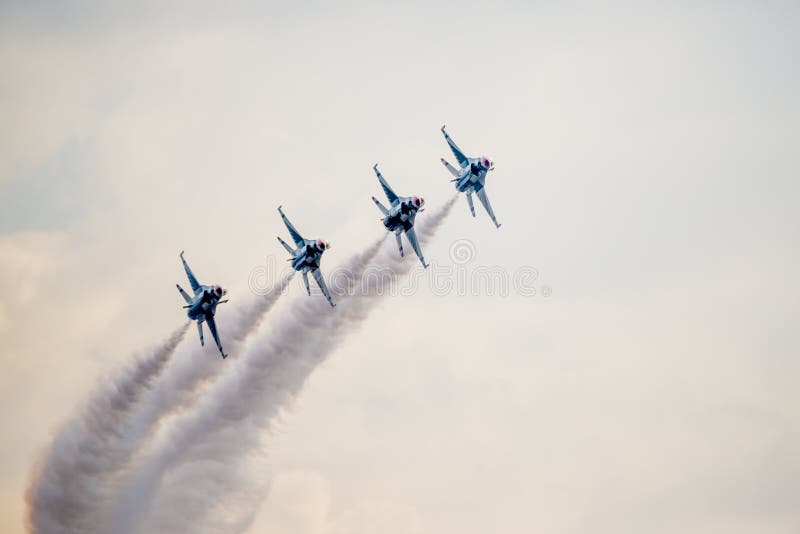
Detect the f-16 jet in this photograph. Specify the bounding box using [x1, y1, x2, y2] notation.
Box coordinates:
[371, 163, 428, 268]
[439, 125, 501, 228]
[277, 205, 336, 307]
[176, 251, 229, 358]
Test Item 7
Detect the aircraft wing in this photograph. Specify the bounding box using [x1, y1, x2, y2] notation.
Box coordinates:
[373, 164, 399, 205]
[405, 227, 428, 268]
[311, 268, 336, 307]
[278, 206, 305, 247]
[441, 125, 469, 167]
[205, 314, 227, 358]
[180, 251, 201, 293]
[474, 183, 501, 228]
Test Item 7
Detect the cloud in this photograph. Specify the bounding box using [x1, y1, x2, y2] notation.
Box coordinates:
[25, 323, 189, 533]
[256, 470, 423, 534]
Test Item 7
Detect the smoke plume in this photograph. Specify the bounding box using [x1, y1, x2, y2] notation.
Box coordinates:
[25, 323, 189, 533]
[107, 197, 456, 533]
[27, 274, 293, 533]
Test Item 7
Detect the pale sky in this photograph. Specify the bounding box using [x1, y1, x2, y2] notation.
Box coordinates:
[1, 2, 799, 533]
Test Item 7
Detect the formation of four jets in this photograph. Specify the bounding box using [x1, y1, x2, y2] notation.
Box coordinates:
[178, 126, 502, 358]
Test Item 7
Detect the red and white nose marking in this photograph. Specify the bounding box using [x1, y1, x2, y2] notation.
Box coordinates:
[214, 285, 223, 297]
[482, 157, 491, 168]
[413, 196, 421, 207]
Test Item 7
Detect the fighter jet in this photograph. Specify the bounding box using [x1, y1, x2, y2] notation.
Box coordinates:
[176, 251, 229, 358]
[370, 163, 429, 268]
[277, 205, 336, 307]
[439, 125, 501, 228]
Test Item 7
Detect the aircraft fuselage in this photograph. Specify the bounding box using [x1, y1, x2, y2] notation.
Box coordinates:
[290, 240, 324, 272]
[186, 286, 221, 321]
[382, 199, 420, 233]
[454, 161, 488, 193]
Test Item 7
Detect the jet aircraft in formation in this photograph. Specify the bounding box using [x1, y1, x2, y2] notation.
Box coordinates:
[371, 163, 428, 268]
[177, 126, 501, 357]
[177, 251, 229, 358]
[440, 125, 501, 228]
[277, 205, 336, 308]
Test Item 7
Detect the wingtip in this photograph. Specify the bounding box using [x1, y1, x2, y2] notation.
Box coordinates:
[179, 250, 185, 259]
[372, 162, 379, 171]
[441, 124, 446, 131]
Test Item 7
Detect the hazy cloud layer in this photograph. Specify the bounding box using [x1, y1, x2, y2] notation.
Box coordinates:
[104, 203, 452, 532]
[2, 2, 799, 533]
[25, 323, 189, 533]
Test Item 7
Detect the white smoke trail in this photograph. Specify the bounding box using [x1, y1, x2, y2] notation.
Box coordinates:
[26, 274, 293, 533]
[25, 322, 189, 534]
[107, 197, 456, 533]
[120, 272, 295, 449]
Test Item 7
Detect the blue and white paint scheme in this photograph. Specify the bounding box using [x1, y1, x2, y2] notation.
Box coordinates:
[371, 163, 428, 268]
[439, 125, 501, 228]
[277, 205, 336, 307]
[176, 251, 229, 358]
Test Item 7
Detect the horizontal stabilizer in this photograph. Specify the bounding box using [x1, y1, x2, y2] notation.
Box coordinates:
[372, 196, 389, 215]
[177, 283, 192, 304]
[441, 158, 461, 177]
[277, 236, 294, 255]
